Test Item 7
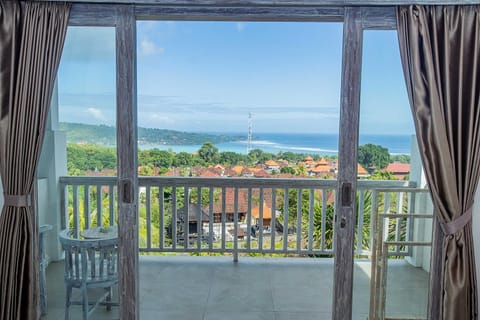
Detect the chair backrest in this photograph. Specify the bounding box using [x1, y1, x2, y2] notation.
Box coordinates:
[59, 229, 118, 287]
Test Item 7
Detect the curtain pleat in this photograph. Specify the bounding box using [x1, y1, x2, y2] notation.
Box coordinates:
[397, 5, 480, 320]
[0, 2, 70, 319]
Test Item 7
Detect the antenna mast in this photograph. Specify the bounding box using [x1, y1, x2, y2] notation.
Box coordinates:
[247, 112, 252, 154]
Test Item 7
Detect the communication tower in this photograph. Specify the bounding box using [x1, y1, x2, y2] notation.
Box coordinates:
[247, 113, 253, 154]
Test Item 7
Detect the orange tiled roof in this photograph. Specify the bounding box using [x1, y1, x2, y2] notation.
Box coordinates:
[357, 164, 369, 175]
[264, 160, 278, 166]
[384, 162, 410, 173]
[163, 168, 182, 176]
[251, 202, 274, 219]
[198, 169, 220, 177]
[209, 189, 248, 214]
[310, 165, 332, 173]
[254, 169, 269, 177]
[230, 165, 245, 175]
[85, 169, 117, 176]
[317, 157, 329, 165]
[241, 167, 253, 175]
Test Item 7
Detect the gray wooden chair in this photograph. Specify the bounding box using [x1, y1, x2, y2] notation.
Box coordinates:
[58, 229, 119, 320]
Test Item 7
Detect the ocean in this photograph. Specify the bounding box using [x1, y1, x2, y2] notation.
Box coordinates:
[140, 133, 414, 156]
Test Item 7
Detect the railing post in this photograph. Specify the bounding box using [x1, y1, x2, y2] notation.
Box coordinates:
[233, 187, 239, 263]
[356, 189, 366, 255]
[60, 182, 68, 230]
[369, 190, 379, 320]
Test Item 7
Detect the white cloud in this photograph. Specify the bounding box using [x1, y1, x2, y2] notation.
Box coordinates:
[86, 107, 107, 122]
[236, 22, 245, 32]
[140, 38, 165, 56]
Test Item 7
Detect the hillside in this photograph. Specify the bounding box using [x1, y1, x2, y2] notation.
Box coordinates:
[59, 122, 243, 146]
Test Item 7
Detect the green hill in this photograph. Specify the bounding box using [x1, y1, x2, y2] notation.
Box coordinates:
[59, 122, 243, 146]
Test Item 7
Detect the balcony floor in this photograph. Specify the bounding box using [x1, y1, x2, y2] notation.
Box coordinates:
[42, 256, 428, 320]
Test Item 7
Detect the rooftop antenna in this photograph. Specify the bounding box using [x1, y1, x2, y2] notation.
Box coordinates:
[247, 112, 253, 154]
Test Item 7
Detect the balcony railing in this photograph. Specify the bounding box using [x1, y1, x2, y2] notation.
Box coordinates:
[59, 176, 424, 258]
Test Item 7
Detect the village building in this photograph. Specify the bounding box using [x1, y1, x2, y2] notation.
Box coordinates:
[384, 162, 411, 180]
[229, 165, 246, 176]
[241, 167, 254, 177]
[357, 164, 370, 178]
[206, 188, 248, 223]
[264, 160, 280, 172]
[176, 203, 210, 235]
[308, 157, 334, 177]
[302, 155, 315, 168]
[251, 201, 277, 228]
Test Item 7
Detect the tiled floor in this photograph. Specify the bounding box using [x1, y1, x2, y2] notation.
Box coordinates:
[42, 256, 429, 320]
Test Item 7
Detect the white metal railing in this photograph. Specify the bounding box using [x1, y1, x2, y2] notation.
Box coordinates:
[59, 176, 418, 257]
[369, 187, 432, 320]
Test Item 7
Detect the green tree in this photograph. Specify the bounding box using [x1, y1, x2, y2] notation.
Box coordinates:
[152, 149, 174, 168]
[247, 149, 275, 164]
[277, 151, 298, 162]
[296, 164, 307, 176]
[66, 142, 116, 173]
[278, 189, 310, 228]
[173, 152, 194, 167]
[390, 154, 410, 164]
[311, 203, 335, 250]
[370, 170, 395, 180]
[247, 149, 264, 163]
[139, 165, 154, 176]
[280, 166, 296, 175]
[354, 190, 373, 252]
[358, 144, 390, 170]
[198, 141, 219, 164]
[218, 151, 246, 165]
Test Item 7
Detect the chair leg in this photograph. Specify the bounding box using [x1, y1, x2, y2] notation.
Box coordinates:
[106, 287, 113, 311]
[82, 284, 89, 320]
[65, 285, 72, 320]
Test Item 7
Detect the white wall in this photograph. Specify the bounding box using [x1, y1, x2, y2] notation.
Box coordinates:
[36, 82, 67, 261]
[407, 135, 433, 272]
[406, 135, 480, 307]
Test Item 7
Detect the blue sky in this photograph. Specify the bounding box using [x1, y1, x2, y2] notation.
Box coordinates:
[58, 22, 414, 135]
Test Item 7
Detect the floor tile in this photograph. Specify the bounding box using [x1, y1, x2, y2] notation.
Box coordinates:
[205, 311, 275, 320]
[207, 283, 273, 312]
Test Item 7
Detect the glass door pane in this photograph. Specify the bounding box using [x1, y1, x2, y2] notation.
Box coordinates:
[136, 20, 343, 320]
[353, 30, 433, 320]
[39, 26, 118, 320]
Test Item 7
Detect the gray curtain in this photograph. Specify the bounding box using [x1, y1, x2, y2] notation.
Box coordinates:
[397, 5, 480, 320]
[0, 2, 70, 319]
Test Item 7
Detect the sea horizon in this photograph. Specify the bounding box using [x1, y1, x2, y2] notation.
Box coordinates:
[140, 132, 415, 156]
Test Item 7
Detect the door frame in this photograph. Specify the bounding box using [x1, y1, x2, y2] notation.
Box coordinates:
[67, 4, 397, 319]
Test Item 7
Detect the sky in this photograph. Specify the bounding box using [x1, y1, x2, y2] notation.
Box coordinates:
[57, 22, 414, 135]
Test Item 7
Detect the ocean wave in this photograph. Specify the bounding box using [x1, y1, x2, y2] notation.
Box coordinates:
[275, 145, 338, 153]
[250, 140, 279, 146]
[250, 140, 338, 153]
